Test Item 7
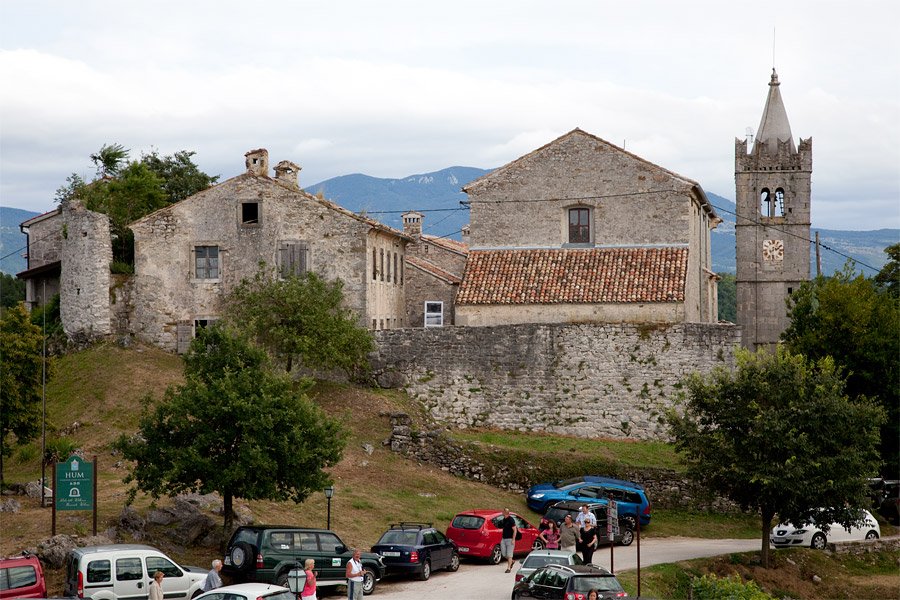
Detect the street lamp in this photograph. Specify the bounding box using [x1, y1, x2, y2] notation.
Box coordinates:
[285, 563, 307, 599]
[324, 486, 334, 530]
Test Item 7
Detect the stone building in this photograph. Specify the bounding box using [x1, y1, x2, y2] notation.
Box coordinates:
[401, 211, 468, 327]
[17, 207, 63, 309]
[456, 128, 721, 326]
[735, 70, 811, 351]
[129, 149, 410, 351]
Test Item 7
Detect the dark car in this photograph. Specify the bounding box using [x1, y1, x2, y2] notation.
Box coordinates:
[222, 525, 385, 596]
[526, 476, 651, 528]
[511, 564, 628, 599]
[543, 501, 634, 546]
[871, 479, 900, 525]
[370, 522, 459, 581]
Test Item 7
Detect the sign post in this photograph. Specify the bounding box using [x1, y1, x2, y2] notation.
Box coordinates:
[608, 499, 617, 573]
[53, 455, 97, 535]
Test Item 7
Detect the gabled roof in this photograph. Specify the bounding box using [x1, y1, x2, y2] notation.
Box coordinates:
[405, 255, 462, 284]
[421, 234, 468, 255]
[457, 247, 687, 305]
[754, 69, 796, 155]
[20, 207, 62, 227]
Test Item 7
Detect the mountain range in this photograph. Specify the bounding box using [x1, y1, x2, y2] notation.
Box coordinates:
[2, 168, 895, 277]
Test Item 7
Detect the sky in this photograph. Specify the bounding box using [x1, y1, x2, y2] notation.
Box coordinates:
[1, 0, 898, 231]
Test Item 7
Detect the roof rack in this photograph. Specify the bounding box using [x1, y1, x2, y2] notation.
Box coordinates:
[389, 522, 432, 530]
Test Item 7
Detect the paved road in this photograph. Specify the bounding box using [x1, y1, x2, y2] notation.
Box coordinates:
[373, 537, 761, 598]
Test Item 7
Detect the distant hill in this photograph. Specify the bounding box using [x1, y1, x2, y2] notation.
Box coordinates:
[1, 206, 40, 274]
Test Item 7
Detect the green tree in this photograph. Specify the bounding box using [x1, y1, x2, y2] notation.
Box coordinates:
[782, 266, 900, 476]
[225, 270, 374, 375]
[668, 347, 884, 568]
[140, 149, 220, 204]
[90, 143, 129, 178]
[0, 304, 45, 486]
[0, 273, 26, 309]
[874, 242, 900, 297]
[717, 273, 736, 322]
[115, 325, 346, 532]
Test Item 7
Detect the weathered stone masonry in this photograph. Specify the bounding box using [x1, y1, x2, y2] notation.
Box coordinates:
[371, 322, 741, 440]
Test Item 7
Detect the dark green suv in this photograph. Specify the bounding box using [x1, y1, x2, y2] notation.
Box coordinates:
[222, 525, 386, 595]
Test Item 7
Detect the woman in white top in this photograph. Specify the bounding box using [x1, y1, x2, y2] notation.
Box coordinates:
[148, 571, 164, 600]
[345, 549, 364, 600]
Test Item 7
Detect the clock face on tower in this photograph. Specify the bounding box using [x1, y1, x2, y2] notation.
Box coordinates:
[762, 239, 784, 262]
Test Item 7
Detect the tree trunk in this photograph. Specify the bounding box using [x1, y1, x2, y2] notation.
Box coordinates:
[760, 507, 775, 568]
[224, 490, 234, 536]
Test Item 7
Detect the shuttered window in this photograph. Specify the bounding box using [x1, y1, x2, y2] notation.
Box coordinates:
[195, 246, 219, 279]
[280, 242, 309, 278]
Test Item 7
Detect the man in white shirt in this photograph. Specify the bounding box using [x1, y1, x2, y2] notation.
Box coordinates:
[575, 505, 597, 529]
[345, 548, 365, 600]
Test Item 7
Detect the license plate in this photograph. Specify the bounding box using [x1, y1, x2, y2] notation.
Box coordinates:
[381, 551, 401, 557]
[772, 537, 786, 543]
[224, 557, 231, 565]
[458, 547, 469, 552]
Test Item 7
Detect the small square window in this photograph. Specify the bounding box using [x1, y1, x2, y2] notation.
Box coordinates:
[241, 202, 259, 225]
[424, 301, 443, 327]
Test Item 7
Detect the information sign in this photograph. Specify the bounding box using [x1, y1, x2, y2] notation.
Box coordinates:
[608, 499, 619, 536]
[55, 455, 94, 511]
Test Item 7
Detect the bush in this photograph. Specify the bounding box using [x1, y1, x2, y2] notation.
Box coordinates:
[690, 574, 774, 600]
[44, 437, 79, 466]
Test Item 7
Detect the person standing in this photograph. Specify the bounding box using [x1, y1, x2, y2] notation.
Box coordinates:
[575, 505, 597, 530]
[559, 514, 579, 554]
[202, 559, 223, 592]
[345, 548, 365, 600]
[580, 521, 598, 564]
[540, 520, 560, 550]
[500, 508, 518, 573]
[149, 571, 164, 600]
[301, 558, 317, 600]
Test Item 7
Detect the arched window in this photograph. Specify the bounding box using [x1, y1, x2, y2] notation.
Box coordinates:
[759, 188, 771, 217]
[774, 188, 785, 217]
[568, 207, 591, 244]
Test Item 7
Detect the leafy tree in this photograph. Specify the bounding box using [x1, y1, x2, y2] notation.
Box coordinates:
[782, 265, 900, 476]
[90, 143, 129, 178]
[115, 325, 346, 532]
[874, 242, 899, 297]
[225, 270, 374, 375]
[0, 273, 25, 309]
[0, 304, 45, 486]
[141, 149, 220, 203]
[717, 273, 736, 322]
[668, 347, 884, 568]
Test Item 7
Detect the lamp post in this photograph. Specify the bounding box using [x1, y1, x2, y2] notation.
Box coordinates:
[324, 486, 334, 530]
[285, 562, 307, 599]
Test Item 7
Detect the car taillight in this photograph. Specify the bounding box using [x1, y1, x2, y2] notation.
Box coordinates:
[615, 593, 629, 597]
[410, 551, 419, 563]
[564, 593, 583, 600]
[515, 573, 523, 582]
[256, 553, 264, 569]
[77, 571, 84, 598]
[643, 503, 651, 515]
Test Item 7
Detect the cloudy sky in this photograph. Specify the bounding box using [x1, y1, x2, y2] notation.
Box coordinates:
[1, 0, 898, 230]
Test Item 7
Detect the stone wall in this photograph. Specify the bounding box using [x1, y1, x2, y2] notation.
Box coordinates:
[60, 201, 112, 343]
[371, 322, 741, 440]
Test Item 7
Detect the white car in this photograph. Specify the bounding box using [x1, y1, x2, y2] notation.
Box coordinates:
[771, 509, 880, 550]
[194, 583, 295, 600]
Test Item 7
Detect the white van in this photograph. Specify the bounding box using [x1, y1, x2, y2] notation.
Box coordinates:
[65, 544, 207, 600]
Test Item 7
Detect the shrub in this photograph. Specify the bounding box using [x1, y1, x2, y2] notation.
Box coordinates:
[690, 573, 775, 600]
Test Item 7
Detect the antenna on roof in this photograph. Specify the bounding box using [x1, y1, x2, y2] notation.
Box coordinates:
[772, 26, 776, 69]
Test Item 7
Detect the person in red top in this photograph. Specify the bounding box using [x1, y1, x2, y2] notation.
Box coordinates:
[300, 558, 317, 600]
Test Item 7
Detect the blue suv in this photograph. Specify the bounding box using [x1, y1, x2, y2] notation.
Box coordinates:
[525, 476, 651, 527]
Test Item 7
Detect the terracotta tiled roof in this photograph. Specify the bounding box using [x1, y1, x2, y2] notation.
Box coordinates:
[457, 247, 687, 305]
[422, 234, 468, 255]
[406, 256, 462, 284]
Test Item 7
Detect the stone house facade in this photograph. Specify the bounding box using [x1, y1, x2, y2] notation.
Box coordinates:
[401, 211, 468, 327]
[129, 149, 410, 351]
[17, 207, 63, 309]
[457, 128, 721, 326]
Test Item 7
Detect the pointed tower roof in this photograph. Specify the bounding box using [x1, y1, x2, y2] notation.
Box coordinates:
[754, 69, 796, 154]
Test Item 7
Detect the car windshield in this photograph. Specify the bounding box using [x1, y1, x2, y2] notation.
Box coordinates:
[451, 515, 485, 529]
[523, 555, 580, 569]
[377, 531, 419, 545]
[545, 506, 575, 523]
[263, 592, 296, 600]
[571, 575, 624, 593]
[555, 477, 586, 489]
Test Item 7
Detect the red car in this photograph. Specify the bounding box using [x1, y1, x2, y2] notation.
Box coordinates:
[445, 510, 543, 564]
[0, 552, 47, 600]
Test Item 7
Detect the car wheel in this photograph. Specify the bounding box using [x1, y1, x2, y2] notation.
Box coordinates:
[622, 515, 637, 530]
[618, 528, 634, 547]
[417, 560, 431, 581]
[229, 542, 256, 573]
[489, 544, 503, 565]
[447, 551, 460, 572]
[531, 538, 545, 551]
[362, 567, 376, 595]
[865, 530, 879, 540]
[810, 532, 827, 550]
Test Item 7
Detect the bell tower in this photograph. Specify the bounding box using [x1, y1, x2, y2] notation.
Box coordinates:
[735, 69, 812, 350]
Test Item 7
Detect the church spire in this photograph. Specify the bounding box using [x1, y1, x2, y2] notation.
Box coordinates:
[754, 68, 796, 155]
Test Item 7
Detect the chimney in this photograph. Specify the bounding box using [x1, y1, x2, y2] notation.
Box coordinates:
[461, 224, 470, 247]
[244, 149, 269, 177]
[274, 160, 301, 188]
[402, 211, 423, 238]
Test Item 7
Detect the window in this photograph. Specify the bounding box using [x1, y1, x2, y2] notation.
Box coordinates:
[317, 533, 342, 553]
[760, 188, 772, 217]
[379, 249, 385, 281]
[423, 532, 438, 545]
[372, 249, 377, 280]
[568, 208, 590, 244]
[87, 560, 110, 583]
[393, 254, 398, 285]
[195, 246, 219, 279]
[424, 302, 443, 327]
[241, 202, 259, 225]
[387, 251, 392, 283]
[115, 558, 142, 582]
[774, 187, 785, 216]
[145, 556, 182, 578]
[1, 566, 37, 590]
[279, 242, 309, 278]
[194, 319, 216, 335]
